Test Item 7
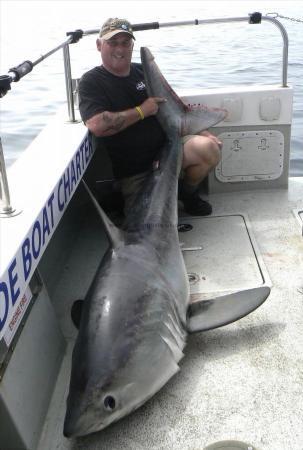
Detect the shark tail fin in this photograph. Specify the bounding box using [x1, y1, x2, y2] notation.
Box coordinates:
[82, 180, 124, 248]
[181, 104, 228, 136]
[186, 286, 270, 333]
[140, 47, 227, 135]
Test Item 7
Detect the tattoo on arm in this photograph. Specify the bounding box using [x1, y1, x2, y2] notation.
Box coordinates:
[102, 111, 126, 133]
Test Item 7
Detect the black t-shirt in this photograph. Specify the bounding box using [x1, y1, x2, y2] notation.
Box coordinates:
[79, 63, 166, 179]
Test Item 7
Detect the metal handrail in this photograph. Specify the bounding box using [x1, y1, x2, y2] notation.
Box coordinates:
[262, 15, 289, 88]
[0, 12, 289, 102]
[81, 14, 289, 87]
[0, 12, 289, 218]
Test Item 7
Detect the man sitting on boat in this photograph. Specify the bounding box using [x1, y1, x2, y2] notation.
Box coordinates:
[78, 17, 222, 216]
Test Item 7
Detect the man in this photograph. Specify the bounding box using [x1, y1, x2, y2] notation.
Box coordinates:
[79, 18, 222, 216]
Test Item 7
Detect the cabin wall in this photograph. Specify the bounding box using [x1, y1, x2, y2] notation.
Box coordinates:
[181, 85, 293, 194]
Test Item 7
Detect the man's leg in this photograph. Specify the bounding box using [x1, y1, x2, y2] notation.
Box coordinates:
[180, 131, 222, 216]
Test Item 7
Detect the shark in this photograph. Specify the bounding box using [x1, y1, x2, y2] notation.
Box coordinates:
[63, 47, 270, 438]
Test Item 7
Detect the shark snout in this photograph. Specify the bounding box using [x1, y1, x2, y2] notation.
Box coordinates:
[63, 402, 94, 438]
[63, 415, 75, 438]
[63, 414, 105, 438]
[63, 389, 119, 437]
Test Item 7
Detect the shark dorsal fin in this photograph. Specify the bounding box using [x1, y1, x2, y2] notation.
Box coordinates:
[82, 180, 124, 248]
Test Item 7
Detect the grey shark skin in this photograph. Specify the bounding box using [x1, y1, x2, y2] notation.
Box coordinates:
[63, 50, 189, 438]
[64, 48, 268, 438]
[141, 47, 228, 135]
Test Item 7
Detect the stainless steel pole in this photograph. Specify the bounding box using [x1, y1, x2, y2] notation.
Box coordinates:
[263, 15, 289, 87]
[63, 43, 76, 122]
[0, 137, 15, 217]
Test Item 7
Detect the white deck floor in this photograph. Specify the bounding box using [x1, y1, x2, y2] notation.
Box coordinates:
[38, 177, 303, 450]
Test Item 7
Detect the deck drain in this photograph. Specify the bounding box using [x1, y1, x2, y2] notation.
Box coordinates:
[188, 273, 199, 284]
[204, 440, 258, 450]
[178, 223, 193, 232]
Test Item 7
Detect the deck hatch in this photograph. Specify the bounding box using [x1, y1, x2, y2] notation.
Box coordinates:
[215, 130, 284, 182]
[179, 214, 270, 303]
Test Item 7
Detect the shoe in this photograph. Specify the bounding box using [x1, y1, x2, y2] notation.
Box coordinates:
[180, 190, 212, 216]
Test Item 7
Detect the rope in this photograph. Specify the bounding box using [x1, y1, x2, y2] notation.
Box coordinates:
[266, 12, 303, 23]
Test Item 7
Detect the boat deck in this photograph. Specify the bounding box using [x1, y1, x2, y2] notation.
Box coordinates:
[37, 177, 303, 450]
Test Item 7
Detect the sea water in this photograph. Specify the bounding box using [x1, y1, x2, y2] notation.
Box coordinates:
[0, 0, 302, 173]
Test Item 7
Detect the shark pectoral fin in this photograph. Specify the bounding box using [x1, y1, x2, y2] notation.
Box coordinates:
[71, 299, 84, 329]
[82, 180, 125, 248]
[181, 105, 227, 136]
[186, 286, 270, 333]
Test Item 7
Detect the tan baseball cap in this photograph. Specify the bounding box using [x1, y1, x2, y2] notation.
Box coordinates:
[99, 18, 135, 40]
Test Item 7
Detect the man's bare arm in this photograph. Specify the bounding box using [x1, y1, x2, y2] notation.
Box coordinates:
[86, 108, 139, 137]
[85, 97, 166, 137]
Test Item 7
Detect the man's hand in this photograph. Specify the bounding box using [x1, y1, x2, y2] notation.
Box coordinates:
[199, 130, 223, 149]
[140, 97, 167, 118]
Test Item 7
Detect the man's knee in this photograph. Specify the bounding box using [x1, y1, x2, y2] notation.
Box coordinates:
[183, 135, 221, 170]
[205, 138, 221, 168]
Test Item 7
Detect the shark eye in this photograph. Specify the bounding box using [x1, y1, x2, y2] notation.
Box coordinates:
[103, 395, 116, 412]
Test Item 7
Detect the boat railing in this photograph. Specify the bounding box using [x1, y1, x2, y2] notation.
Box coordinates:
[0, 12, 289, 218]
